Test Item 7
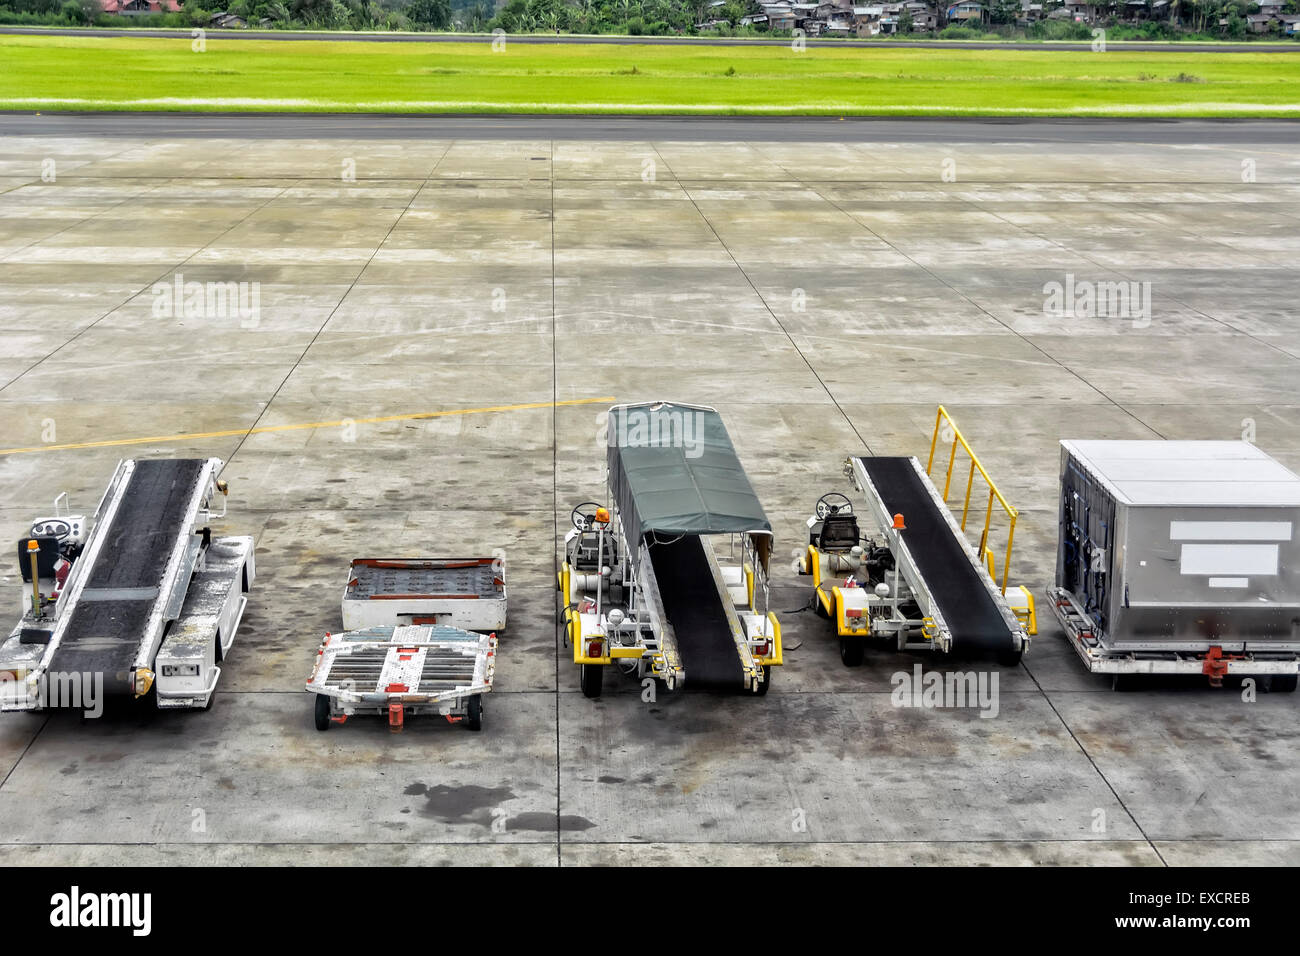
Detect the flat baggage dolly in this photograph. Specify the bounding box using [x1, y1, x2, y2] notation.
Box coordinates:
[308, 624, 497, 731]
[308, 555, 505, 731]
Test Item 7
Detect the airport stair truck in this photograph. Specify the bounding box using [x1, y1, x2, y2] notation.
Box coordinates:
[799, 406, 1034, 666]
[1047, 439, 1300, 691]
[0, 458, 255, 712]
[559, 401, 782, 698]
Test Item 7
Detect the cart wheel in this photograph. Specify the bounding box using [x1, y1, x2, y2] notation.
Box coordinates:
[313, 693, 331, 731]
[754, 665, 772, 695]
[839, 637, 865, 667]
[465, 694, 483, 731]
[579, 664, 603, 699]
[1268, 673, 1298, 693]
[814, 594, 830, 619]
[997, 648, 1024, 668]
[1110, 674, 1137, 692]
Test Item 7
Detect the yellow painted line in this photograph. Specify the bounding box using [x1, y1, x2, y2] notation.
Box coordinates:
[0, 396, 616, 457]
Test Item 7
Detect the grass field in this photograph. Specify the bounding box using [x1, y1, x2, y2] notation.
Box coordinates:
[2, 34, 1299, 115]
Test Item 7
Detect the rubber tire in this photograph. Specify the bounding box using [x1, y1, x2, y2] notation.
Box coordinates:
[465, 694, 483, 731]
[997, 648, 1024, 667]
[1269, 673, 1298, 693]
[313, 693, 331, 731]
[1111, 673, 1138, 692]
[839, 637, 865, 667]
[754, 665, 772, 696]
[580, 664, 603, 699]
[814, 593, 830, 619]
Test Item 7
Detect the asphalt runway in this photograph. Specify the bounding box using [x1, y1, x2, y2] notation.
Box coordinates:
[4, 112, 1299, 143]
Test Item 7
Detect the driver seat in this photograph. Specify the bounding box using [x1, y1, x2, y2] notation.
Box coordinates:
[818, 514, 859, 553]
[17, 536, 61, 582]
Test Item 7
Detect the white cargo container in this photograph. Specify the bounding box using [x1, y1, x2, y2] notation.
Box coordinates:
[1047, 440, 1300, 689]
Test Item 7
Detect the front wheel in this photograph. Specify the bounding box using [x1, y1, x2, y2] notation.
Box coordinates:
[997, 648, 1024, 668]
[839, 637, 865, 667]
[1268, 673, 1298, 693]
[580, 664, 603, 699]
[465, 694, 483, 731]
[313, 693, 331, 731]
[753, 665, 772, 696]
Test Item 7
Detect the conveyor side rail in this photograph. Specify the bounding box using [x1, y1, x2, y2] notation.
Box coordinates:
[855, 456, 1022, 654]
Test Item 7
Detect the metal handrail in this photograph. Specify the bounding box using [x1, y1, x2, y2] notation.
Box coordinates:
[924, 406, 1018, 595]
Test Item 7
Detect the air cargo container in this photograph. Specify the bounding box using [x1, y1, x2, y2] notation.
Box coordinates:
[1047, 440, 1300, 690]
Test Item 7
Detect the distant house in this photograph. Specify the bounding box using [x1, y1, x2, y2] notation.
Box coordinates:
[101, 0, 180, 13]
[852, 4, 884, 34]
[946, 1, 986, 22]
[1247, 12, 1279, 32]
[1282, 14, 1300, 35]
[210, 11, 248, 26]
[1064, 1, 1100, 21]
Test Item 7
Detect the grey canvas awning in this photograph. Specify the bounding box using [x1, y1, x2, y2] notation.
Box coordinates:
[607, 402, 772, 570]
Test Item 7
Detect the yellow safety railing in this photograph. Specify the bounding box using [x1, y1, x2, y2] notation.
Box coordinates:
[925, 406, 1017, 595]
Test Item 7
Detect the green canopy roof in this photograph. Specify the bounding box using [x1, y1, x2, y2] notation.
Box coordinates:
[607, 403, 771, 563]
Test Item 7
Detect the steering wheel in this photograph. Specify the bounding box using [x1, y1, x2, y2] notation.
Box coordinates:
[571, 502, 608, 532]
[815, 493, 854, 520]
[31, 519, 71, 541]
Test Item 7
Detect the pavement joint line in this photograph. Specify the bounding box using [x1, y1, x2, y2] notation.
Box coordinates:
[0, 175, 296, 398]
[0, 396, 616, 457]
[550, 136, 563, 869]
[654, 142, 876, 456]
[1020, 659, 1168, 865]
[166, 141, 441, 470]
[972, 194, 1300, 365]
[809, 180, 1137, 426]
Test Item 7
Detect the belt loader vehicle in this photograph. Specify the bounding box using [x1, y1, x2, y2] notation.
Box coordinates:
[560, 401, 782, 698]
[1047, 439, 1300, 691]
[308, 557, 504, 731]
[0, 458, 255, 712]
[799, 407, 1034, 666]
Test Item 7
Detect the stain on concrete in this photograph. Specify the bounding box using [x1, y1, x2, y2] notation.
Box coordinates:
[508, 812, 596, 832]
[405, 783, 515, 822]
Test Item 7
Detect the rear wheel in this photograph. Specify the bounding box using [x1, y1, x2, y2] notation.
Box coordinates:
[839, 637, 865, 667]
[465, 694, 483, 731]
[580, 664, 603, 699]
[1268, 673, 1298, 693]
[754, 665, 772, 696]
[814, 593, 830, 619]
[313, 693, 331, 731]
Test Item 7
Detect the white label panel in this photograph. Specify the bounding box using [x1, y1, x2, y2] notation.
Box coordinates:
[1169, 520, 1292, 541]
[1208, 577, 1250, 589]
[1180, 544, 1279, 577]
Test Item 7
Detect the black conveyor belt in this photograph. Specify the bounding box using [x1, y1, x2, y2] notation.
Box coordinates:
[647, 535, 745, 688]
[50, 459, 206, 694]
[859, 457, 1016, 654]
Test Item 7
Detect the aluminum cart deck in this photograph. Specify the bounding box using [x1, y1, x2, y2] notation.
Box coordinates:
[342, 557, 506, 632]
[308, 624, 497, 731]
